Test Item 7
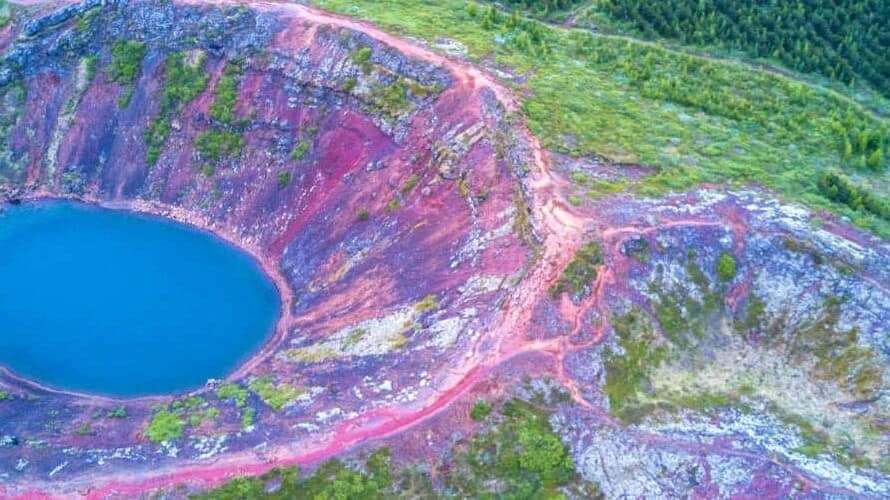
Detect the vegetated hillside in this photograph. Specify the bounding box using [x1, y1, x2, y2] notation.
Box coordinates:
[475, 0, 585, 22]
[315, 0, 890, 238]
[594, 0, 890, 99]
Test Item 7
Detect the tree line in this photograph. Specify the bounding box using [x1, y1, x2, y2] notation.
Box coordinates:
[597, 0, 890, 98]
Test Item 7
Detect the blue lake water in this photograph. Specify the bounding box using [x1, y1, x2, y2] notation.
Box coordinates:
[0, 201, 280, 397]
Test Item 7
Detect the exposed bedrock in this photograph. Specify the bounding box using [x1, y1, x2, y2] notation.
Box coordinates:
[544, 187, 890, 497]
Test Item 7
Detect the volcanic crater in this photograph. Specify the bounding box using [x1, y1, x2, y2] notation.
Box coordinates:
[1, 0, 889, 498]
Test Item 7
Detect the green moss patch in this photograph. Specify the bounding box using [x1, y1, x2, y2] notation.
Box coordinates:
[247, 376, 303, 412]
[550, 241, 602, 297]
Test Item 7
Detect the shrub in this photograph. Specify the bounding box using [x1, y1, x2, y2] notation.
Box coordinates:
[209, 62, 243, 124]
[161, 51, 210, 114]
[289, 141, 309, 161]
[357, 209, 369, 221]
[550, 241, 602, 297]
[818, 171, 890, 221]
[716, 252, 737, 282]
[352, 46, 372, 64]
[400, 173, 420, 194]
[217, 383, 248, 408]
[144, 410, 185, 443]
[106, 407, 127, 418]
[195, 130, 244, 162]
[374, 79, 410, 114]
[470, 399, 492, 421]
[248, 376, 302, 412]
[413, 294, 438, 312]
[107, 40, 146, 85]
[277, 171, 292, 189]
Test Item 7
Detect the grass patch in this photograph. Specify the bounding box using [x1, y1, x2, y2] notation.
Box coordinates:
[107, 40, 146, 85]
[161, 51, 210, 114]
[209, 61, 243, 124]
[195, 130, 244, 162]
[550, 240, 602, 297]
[216, 383, 249, 408]
[195, 448, 394, 499]
[106, 407, 127, 419]
[289, 141, 309, 161]
[469, 399, 491, 421]
[197, 396, 600, 497]
[277, 171, 292, 189]
[144, 410, 185, 443]
[413, 294, 439, 312]
[248, 376, 303, 412]
[400, 173, 420, 194]
[602, 310, 667, 421]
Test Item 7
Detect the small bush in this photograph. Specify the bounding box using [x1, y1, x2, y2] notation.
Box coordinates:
[195, 130, 244, 162]
[400, 173, 420, 194]
[277, 171, 292, 189]
[217, 383, 248, 408]
[357, 209, 370, 221]
[550, 241, 602, 297]
[107, 40, 146, 85]
[117, 87, 134, 109]
[144, 410, 185, 443]
[289, 141, 309, 161]
[413, 294, 438, 312]
[209, 62, 243, 124]
[248, 376, 302, 412]
[716, 252, 737, 282]
[161, 51, 210, 114]
[352, 46, 372, 64]
[106, 407, 127, 419]
[470, 399, 492, 421]
[341, 77, 357, 92]
[818, 171, 890, 221]
[83, 56, 97, 81]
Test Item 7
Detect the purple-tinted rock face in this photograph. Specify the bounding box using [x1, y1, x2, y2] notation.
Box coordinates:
[0, 0, 537, 494]
[1, 0, 889, 498]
